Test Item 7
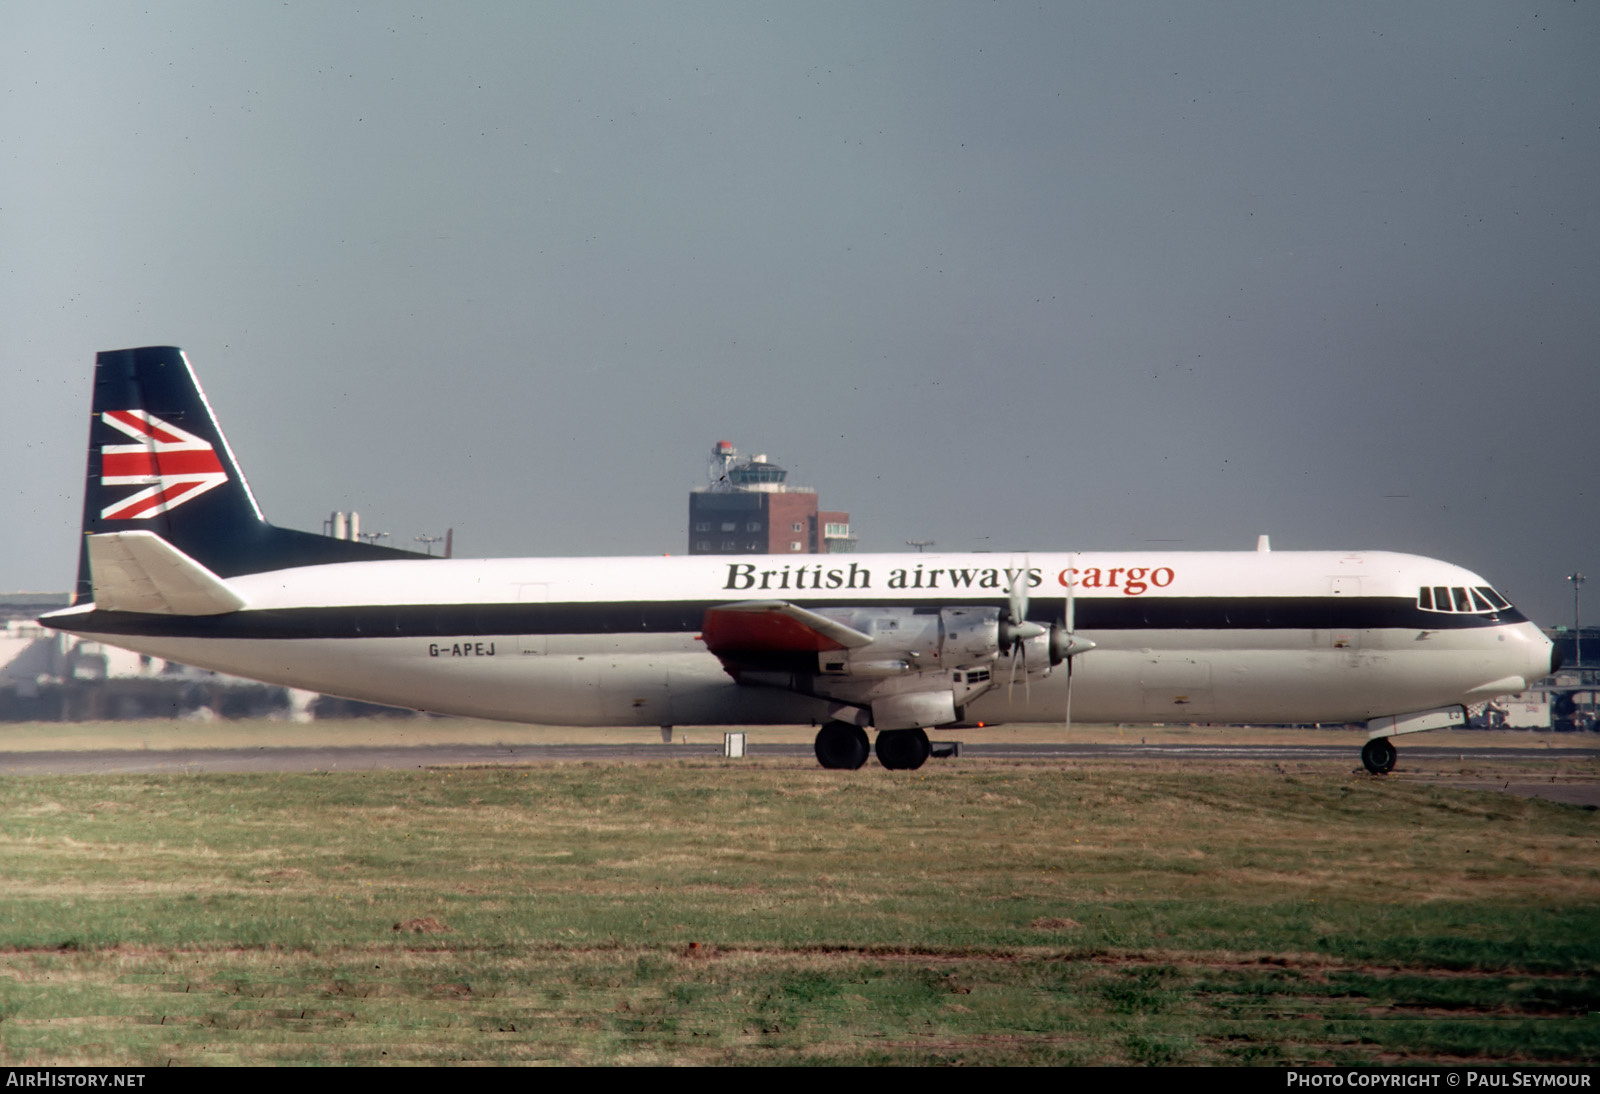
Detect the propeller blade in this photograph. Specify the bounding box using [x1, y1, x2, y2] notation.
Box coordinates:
[1007, 565, 1028, 631]
[1059, 563, 1092, 731]
[1064, 654, 1073, 734]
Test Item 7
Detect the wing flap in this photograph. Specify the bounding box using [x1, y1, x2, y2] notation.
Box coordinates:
[701, 600, 873, 655]
[86, 531, 247, 615]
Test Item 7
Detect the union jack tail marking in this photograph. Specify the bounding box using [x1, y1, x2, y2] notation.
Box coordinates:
[100, 409, 228, 519]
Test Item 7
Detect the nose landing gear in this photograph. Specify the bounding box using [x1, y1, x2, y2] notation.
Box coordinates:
[1361, 736, 1397, 774]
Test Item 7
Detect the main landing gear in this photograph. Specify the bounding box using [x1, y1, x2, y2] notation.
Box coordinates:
[814, 721, 870, 770]
[875, 728, 932, 771]
[1361, 736, 1397, 775]
[812, 722, 933, 771]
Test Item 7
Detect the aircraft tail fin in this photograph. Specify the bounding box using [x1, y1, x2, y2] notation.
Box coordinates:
[75, 346, 427, 603]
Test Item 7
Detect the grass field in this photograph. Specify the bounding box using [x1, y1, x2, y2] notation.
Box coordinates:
[1, 729, 1597, 1065]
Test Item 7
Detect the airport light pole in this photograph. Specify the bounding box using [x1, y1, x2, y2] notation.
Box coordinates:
[1568, 572, 1586, 673]
[906, 540, 935, 553]
[415, 535, 443, 556]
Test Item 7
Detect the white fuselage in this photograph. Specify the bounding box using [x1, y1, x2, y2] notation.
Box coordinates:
[47, 549, 1554, 730]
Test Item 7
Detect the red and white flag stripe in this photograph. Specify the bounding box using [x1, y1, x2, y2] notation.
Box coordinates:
[100, 409, 228, 519]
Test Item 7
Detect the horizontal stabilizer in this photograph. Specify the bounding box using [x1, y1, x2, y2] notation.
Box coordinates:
[86, 531, 248, 615]
[702, 600, 874, 654]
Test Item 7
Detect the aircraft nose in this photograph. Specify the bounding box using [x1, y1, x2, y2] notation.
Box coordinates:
[1514, 622, 1560, 688]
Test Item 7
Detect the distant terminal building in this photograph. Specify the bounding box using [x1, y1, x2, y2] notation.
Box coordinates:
[689, 440, 856, 555]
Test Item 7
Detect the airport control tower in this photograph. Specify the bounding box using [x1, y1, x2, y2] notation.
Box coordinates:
[688, 441, 856, 555]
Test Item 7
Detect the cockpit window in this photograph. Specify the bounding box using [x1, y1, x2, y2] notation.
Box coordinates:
[1418, 585, 1513, 615]
[1476, 586, 1510, 611]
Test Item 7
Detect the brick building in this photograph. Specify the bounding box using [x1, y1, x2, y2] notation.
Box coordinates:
[688, 441, 856, 555]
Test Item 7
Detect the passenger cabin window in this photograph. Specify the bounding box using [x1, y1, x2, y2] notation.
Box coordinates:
[1417, 585, 1511, 615]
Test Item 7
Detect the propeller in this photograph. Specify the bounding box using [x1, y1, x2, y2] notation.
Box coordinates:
[1001, 565, 1046, 701]
[1002, 560, 1097, 715]
[1049, 562, 1097, 731]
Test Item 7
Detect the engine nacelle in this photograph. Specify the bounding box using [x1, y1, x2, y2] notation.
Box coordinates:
[1015, 630, 1054, 679]
[814, 606, 1001, 676]
[873, 690, 958, 731]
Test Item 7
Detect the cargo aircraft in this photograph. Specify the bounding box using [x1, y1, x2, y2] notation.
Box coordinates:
[42, 347, 1560, 773]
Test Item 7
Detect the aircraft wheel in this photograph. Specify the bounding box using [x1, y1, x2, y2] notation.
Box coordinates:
[875, 727, 932, 771]
[1361, 736, 1397, 774]
[815, 721, 870, 770]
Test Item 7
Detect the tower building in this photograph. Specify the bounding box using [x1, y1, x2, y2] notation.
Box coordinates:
[688, 441, 855, 555]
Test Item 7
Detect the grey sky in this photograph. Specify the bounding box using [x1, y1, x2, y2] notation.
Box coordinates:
[4, 2, 1597, 626]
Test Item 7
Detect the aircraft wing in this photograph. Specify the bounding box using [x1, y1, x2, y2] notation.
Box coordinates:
[700, 599, 1001, 734]
[700, 600, 873, 658]
[86, 531, 248, 615]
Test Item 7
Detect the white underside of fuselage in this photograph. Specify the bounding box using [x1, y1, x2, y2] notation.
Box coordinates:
[65, 622, 1546, 730]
